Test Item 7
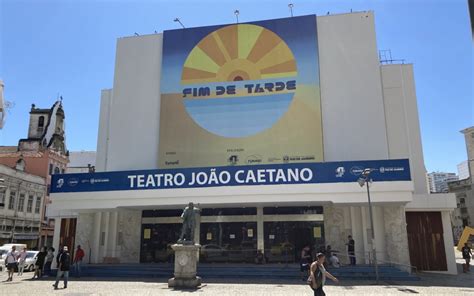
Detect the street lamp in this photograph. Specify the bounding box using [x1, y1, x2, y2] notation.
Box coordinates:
[358, 168, 379, 284]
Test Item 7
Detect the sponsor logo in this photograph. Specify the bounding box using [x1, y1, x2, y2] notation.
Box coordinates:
[283, 155, 290, 163]
[67, 178, 79, 187]
[283, 155, 315, 163]
[335, 167, 345, 178]
[246, 155, 263, 164]
[165, 160, 179, 166]
[56, 178, 64, 188]
[379, 167, 385, 173]
[228, 155, 239, 165]
[350, 166, 364, 176]
[267, 157, 281, 163]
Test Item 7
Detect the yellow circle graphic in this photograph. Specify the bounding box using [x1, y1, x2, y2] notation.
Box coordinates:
[181, 24, 297, 84]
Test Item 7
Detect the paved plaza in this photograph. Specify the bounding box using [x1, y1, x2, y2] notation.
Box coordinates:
[1, 250, 472, 296]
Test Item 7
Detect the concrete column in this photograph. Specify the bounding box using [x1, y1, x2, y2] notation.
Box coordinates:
[257, 207, 264, 253]
[100, 212, 110, 260]
[441, 211, 457, 274]
[107, 212, 118, 257]
[194, 212, 201, 245]
[91, 212, 102, 263]
[51, 218, 61, 269]
[373, 206, 387, 262]
[350, 206, 364, 264]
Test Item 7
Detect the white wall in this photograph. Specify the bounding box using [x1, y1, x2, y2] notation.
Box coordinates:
[96, 89, 112, 172]
[317, 12, 389, 161]
[105, 34, 163, 171]
[381, 64, 428, 194]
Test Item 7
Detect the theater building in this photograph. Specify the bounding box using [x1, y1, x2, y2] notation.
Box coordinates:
[48, 11, 456, 273]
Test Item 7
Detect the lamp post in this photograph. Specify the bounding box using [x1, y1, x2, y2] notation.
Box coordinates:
[358, 168, 379, 284]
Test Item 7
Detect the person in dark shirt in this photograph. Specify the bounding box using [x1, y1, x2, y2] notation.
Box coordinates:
[53, 246, 71, 289]
[346, 235, 356, 265]
[461, 243, 472, 273]
[32, 247, 47, 279]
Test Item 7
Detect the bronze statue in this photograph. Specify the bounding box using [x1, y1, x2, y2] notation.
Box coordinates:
[178, 202, 200, 244]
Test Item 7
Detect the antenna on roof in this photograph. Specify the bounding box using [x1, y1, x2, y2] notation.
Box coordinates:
[234, 10, 240, 24]
[288, 4, 294, 17]
[134, 32, 139, 36]
[174, 18, 185, 28]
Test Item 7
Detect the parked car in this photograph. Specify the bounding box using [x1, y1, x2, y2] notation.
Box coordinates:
[200, 244, 228, 262]
[23, 251, 39, 272]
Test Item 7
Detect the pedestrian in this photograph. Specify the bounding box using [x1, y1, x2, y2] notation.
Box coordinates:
[56, 246, 63, 267]
[32, 247, 47, 279]
[43, 247, 55, 277]
[346, 235, 356, 265]
[329, 254, 341, 268]
[53, 246, 71, 290]
[308, 253, 339, 296]
[5, 246, 19, 282]
[300, 245, 312, 281]
[73, 245, 85, 277]
[462, 243, 472, 273]
[17, 247, 28, 276]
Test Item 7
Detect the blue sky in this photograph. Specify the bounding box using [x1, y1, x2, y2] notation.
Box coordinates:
[0, 0, 472, 173]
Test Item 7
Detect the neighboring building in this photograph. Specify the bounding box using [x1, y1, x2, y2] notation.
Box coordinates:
[67, 151, 96, 174]
[427, 172, 459, 193]
[450, 126, 474, 241]
[0, 163, 46, 247]
[457, 160, 470, 180]
[0, 101, 69, 247]
[48, 12, 457, 274]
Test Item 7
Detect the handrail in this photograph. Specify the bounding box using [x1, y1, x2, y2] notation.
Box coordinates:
[332, 251, 418, 274]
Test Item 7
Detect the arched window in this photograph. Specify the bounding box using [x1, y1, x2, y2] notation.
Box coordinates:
[54, 167, 60, 175]
[38, 116, 45, 128]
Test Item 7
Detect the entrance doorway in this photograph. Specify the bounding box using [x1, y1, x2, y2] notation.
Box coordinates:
[264, 221, 325, 263]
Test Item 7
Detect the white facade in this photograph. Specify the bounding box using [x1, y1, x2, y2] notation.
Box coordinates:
[49, 12, 456, 274]
[457, 160, 470, 180]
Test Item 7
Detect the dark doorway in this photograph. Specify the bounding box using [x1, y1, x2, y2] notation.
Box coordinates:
[140, 223, 181, 263]
[264, 221, 324, 263]
[406, 211, 447, 271]
[59, 218, 77, 259]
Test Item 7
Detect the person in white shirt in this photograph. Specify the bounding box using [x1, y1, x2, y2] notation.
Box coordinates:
[6, 246, 19, 282]
[329, 253, 341, 268]
[17, 248, 28, 276]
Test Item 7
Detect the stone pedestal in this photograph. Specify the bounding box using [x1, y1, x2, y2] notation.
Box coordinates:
[168, 244, 201, 289]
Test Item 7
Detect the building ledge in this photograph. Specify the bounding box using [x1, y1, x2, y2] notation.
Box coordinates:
[405, 193, 456, 211]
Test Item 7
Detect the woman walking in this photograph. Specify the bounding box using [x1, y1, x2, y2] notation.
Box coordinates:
[308, 253, 339, 296]
[32, 247, 47, 279]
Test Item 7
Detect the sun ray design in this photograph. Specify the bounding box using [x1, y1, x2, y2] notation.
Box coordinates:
[181, 24, 297, 84]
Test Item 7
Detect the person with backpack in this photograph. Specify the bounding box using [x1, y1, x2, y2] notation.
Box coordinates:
[53, 246, 71, 290]
[308, 253, 339, 296]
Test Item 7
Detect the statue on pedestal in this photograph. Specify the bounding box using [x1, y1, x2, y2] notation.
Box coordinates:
[169, 202, 202, 289]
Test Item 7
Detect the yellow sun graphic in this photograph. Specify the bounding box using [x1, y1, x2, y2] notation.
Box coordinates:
[181, 24, 297, 84]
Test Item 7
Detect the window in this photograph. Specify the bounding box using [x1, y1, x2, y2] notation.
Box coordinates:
[38, 116, 45, 128]
[0, 191, 5, 208]
[49, 164, 53, 175]
[35, 195, 42, 214]
[54, 167, 60, 175]
[18, 193, 25, 212]
[8, 191, 16, 210]
[27, 195, 34, 213]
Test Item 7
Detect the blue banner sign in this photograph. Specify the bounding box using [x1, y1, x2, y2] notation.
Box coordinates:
[50, 159, 411, 193]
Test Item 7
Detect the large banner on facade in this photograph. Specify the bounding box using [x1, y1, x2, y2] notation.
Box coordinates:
[158, 15, 323, 168]
[51, 159, 411, 193]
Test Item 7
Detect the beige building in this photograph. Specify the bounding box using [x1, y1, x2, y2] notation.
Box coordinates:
[0, 163, 46, 247]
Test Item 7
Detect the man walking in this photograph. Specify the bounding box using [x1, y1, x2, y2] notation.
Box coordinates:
[347, 235, 356, 265]
[73, 245, 85, 277]
[5, 246, 18, 282]
[53, 246, 71, 290]
[462, 243, 472, 273]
